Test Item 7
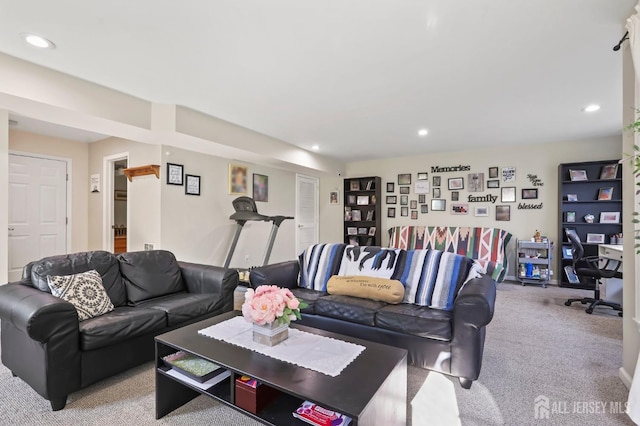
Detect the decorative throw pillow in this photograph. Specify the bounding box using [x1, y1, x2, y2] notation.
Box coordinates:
[327, 275, 405, 304]
[47, 270, 114, 321]
[299, 243, 347, 291]
[401, 249, 474, 310]
[337, 246, 405, 280]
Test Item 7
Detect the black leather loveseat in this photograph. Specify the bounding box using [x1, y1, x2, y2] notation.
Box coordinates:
[250, 244, 497, 389]
[0, 250, 238, 410]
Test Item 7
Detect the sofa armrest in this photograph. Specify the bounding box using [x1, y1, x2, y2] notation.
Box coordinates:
[178, 262, 239, 312]
[0, 282, 79, 343]
[249, 260, 300, 289]
[453, 274, 496, 328]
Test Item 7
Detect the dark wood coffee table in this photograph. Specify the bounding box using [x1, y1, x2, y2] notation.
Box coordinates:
[155, 311, 407, 425]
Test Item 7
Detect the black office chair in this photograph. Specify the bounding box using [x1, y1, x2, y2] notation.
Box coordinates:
[564, 232, 622, 316]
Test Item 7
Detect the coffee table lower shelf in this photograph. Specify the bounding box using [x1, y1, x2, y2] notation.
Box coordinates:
[156, 365, 307, 425]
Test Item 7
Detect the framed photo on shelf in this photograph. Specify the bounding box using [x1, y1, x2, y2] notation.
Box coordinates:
[586, 233, 605, 244]
[521, 188, 538, 199]
[166, 163, 184, 185]
[431, 199, 446, 211]
[351, 210, 362, 221]
[401, 206, 409, 216]
[399, 186, 410, 194]
[349, 180, 360, 191]
[347, 195, 356, 205]
[598, 187, 613, 200]
[185, 174, 201, 196]
[565, 211, 576, 223]
[417, 172, 428, 180]
[387, 207, 396, 218]
[600, 164, 619, 180]
[566, 194, 578, 202]
[366, 210, 374, 221]
[368, 227, 377, 236]
[344, 207, 352, 221]
[501, 187, 516, 202]
[569, 169, 588, 181]
[488, 167, 499, 179]
[386, 195, 397, 204]
[357, 195, 369, 205]
[358, 227, 368, 235]
[448, 177, 464, 190]
[347, 227, 357, 235]
[474, 206, 489, 217]
[495, 205, 510, 221]
[562, 246, 573, 259]
[421, 204, 428, 213]
[386, 182, 395, 192]
[487, 180, 500, 189]
[398, 173, 411, 185]
[599, 211, 620, 224]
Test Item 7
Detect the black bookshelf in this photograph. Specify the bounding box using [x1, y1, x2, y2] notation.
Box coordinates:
[343, 176, 381, 246]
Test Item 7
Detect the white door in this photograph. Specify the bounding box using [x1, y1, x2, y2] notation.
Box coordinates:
[296, 174, 319, 255]
[8, 154, 67, 281]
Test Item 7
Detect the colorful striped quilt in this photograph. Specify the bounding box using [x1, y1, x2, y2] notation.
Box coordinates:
[387, 226, 513, 282]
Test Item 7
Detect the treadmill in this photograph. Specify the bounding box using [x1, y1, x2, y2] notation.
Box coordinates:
[223, 196, 294, 268]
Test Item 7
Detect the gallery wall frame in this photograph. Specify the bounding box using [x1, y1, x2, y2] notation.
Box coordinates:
[186, 174, 201, 196]
[431, 199, 446, 211]
[229, 164, 247, 195]
[448, 178, 464, 190]
[398, 173, 411, 185]
[253, 173, 268, 202]
[496, 205, 510, 221]
[386, 182, 395, 192]
[166, 163, 184, 185]
[521, 188, 538, 199]
[501, 187, 516, 202]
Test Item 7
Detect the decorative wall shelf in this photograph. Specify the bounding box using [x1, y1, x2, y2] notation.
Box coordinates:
[123, 165, 160, 182]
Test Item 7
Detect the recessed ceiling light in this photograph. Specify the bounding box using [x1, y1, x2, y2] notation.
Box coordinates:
[22, 33, 55, 49]
[418, 129, 429, 136]
[311, 145, 319, 151]
[582, 104, 600, 113]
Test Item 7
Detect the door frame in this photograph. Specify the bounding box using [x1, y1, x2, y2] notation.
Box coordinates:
[295, 173, 319, 254]
[9, 150, 72, 252]
[102, 152, 129, 252]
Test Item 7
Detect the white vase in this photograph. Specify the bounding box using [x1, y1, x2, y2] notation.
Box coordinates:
[252, 321, 289, 346]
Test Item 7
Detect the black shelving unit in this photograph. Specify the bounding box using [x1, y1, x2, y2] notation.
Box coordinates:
[557, 160, 622, 289]
[344, 176, 381, 246]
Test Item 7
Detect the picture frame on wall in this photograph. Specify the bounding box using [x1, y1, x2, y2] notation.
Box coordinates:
[474, 206, 489, 217]
[501, 187, 516, 202]
[448, 177, 464, 190]
[417, 172, 428, 180]
[253, 173, 268, 202]
[400, 195, 409, 205]
[431, 199, 446, 211]
[421, 204, 428, 213]
[411, 210, 418, 219]
[386, 182, 395, 192]
[451, 191, 459, 201]
[418, 194, 426, 203]
[433, 176, 441, 187]
[467, 173, 484, 192]
[399, 186, 410, 194]
[433, 188, 441, 198]
[488, 167, 499, 179]
[410, 200, 417, 209]
[185, 174, 201, 196]
[166, 163, 184, 185]
[401, 206, 409, 216]
[229, 164, 247, 195]
[496, 205, 510, 221]
[386, 195, 397, 204]
[398, 173, 412, 185]
[387, 207, 396, 218]
[487, 180, 500, 189]
[521, 188, 538, 199]
[330, 191, 340, 205]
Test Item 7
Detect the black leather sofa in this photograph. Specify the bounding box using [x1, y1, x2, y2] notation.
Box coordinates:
[0, 250, 238, 410]
[250, 258, 496, 389]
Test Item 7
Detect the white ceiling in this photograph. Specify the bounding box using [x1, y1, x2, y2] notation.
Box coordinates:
[0, 1, 635, 161]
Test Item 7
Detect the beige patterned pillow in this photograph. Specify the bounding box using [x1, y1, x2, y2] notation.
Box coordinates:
[47, 270, 114, 321]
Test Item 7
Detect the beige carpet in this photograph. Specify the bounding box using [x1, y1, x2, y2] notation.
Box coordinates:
[0, 282, 633, 425]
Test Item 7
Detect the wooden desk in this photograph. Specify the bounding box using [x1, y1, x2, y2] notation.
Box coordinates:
[598, 244, 622, 304]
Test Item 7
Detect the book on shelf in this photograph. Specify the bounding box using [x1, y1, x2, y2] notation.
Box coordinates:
[165, 367, 230, 390]
[292, 400, 352, 426]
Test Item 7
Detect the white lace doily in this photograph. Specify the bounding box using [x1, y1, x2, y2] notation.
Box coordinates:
[198, 317, 365, 377]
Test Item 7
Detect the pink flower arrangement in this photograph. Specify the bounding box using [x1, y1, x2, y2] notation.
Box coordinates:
[241, 285, 308, 326]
